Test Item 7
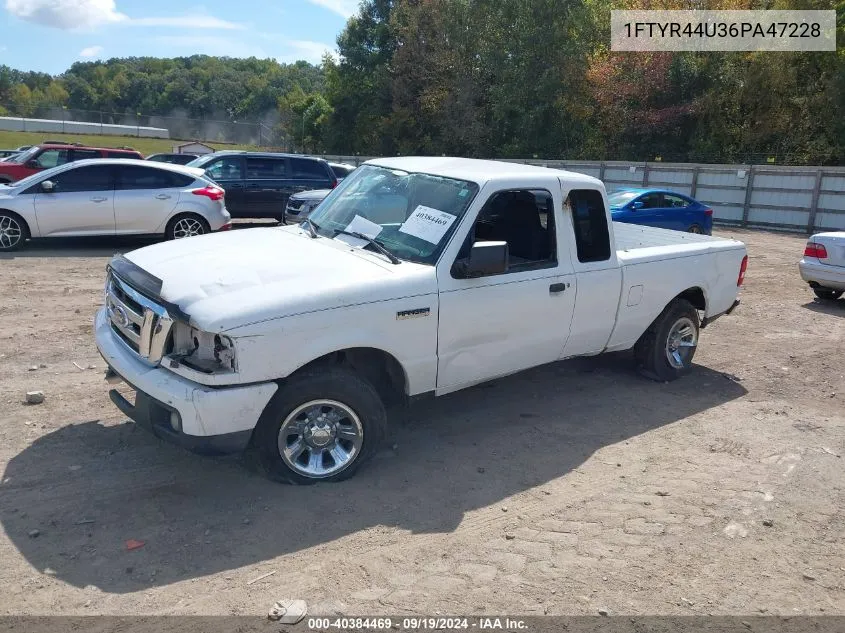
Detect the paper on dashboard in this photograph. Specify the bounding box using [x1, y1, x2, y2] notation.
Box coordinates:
[336, 215, 384, 248]
[398, 205, 456, 245]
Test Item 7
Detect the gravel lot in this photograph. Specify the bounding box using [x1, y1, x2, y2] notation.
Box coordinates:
[0, 227, 843, 617]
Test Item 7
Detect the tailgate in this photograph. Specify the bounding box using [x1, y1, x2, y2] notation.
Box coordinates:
[813, 232, 845, 267]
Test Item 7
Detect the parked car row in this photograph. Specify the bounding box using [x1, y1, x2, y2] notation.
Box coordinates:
[0, 159, 230, 251]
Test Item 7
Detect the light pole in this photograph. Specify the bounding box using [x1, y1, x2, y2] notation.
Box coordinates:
[61, 105, 67, 134]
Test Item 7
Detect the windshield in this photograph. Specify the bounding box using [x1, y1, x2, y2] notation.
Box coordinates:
[607, 191, 641, 207]
[7, 146, 39, 164]
[308, 164, 479, 265]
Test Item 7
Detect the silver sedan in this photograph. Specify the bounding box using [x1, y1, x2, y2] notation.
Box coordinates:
[0, 159, 231, 251]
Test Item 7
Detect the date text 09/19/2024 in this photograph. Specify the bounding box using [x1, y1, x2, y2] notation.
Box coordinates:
[306, 617, 528, 630]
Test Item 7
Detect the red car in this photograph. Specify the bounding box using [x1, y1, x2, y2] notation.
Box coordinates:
[0, 143, 143, 183]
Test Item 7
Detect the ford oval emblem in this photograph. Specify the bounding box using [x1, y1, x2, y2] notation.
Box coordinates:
[109, 305, 130, 328]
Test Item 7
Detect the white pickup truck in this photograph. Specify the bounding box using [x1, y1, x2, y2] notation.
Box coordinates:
[95, 157, 747, 484]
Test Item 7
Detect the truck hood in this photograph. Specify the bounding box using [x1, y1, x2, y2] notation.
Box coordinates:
[124, 225, 437, 332]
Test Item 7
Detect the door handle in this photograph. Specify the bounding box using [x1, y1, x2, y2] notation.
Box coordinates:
[155, 194, 172, 200]
[549, 282, 568, 293]
[90, 196, 108, 203]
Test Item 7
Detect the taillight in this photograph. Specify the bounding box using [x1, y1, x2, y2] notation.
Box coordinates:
[218, 223, 232, 232]
[330, 179, 339, 189]
[192, 185, 225, 201]
[737, 255, 748, 287]
[703, 208, 713, 216]
[804, 242, 828, 259]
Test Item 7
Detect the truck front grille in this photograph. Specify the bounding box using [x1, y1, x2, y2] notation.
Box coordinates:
[105, 273, 174, 364]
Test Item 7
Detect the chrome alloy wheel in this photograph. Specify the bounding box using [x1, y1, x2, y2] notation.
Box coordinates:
[665, 316, 698, 369]
[172, 217, 205, 238]
[277, 399, 364, 478]
[0, 215, 23, 249]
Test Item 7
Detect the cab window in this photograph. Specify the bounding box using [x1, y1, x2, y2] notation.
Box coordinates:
[567, 189, 610, 263]
[457, 189, 556, 273]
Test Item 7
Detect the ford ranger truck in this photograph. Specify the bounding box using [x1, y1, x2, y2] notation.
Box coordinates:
[95, 157, 747, 484]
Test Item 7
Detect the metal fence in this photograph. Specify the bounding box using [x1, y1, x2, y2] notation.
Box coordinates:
[0, 106, 276, 146]
[320, 156, 845, 234]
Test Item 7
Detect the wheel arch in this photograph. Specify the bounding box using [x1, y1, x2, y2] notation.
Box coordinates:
[674, 286, 706, 313]
[0, 208, 33, 240]
[163, 211, 209, 237]
[289, 347, 409, 409]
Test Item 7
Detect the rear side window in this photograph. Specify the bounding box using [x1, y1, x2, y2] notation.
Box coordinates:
[291, 158, 330, 180]
[72, 149, 101, 161]
[567, 189, 611, 263]
[205, 156, 244, 181]
[106, 151, 133, 159]
[48, 164, 113, 193]
[663, 194, 689, 208]
[116, 165, 194, 190]
[246, 157, 287, 179]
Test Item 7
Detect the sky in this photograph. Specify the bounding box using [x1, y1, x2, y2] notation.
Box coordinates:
[0, 0, 358, 74]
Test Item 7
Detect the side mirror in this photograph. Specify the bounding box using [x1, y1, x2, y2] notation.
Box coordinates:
[631, 201, 644, 210]
[453, 241, 509, 278]
[26, 160, 40, 169]
[40, 180, 55, 193]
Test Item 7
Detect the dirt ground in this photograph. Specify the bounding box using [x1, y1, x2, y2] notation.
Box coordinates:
[0, 226, 843, 617]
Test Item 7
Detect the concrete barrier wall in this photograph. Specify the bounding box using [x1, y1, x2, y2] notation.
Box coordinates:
[320, 156, 845, 234]
[0, 117, 170, 139]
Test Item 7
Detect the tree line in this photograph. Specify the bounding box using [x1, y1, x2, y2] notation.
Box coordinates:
[1, 0, 843, 164]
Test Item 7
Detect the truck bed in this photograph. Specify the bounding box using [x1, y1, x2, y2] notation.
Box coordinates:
[613, 222, 744, 265]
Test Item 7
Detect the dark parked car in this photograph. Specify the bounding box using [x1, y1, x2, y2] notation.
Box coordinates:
[146, 152, 200, 165]
[329, 162, 356, 181]
[186, 151, 337, 220]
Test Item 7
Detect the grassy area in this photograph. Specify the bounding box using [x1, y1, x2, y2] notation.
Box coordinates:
[0, 130, 257, 156]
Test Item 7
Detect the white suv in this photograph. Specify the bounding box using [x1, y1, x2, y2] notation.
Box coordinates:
[0, 159, 231, 251]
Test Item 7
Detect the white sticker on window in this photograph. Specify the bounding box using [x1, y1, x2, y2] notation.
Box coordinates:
[398, 205, 456, 245]
[337, 215, 383, 248]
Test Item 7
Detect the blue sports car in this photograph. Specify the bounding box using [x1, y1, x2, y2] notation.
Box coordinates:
[607, 188, 713, 235]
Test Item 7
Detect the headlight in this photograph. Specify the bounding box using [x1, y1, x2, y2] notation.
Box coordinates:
[171, 323, 237, 374]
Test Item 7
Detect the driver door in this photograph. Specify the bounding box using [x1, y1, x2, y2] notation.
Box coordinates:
[435, 177, 577, 394]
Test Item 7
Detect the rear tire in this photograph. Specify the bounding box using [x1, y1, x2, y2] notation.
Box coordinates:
[813, 288, 843, 301]
[634, 299, 700, 382]
[252, 367, 387, 485]
[165, 214, 209, 241]
[687, 224, 703, 234]
[0, 210, 29, 251]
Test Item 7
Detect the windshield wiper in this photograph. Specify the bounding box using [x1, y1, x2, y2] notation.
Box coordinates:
[301, 217, 319, 238]
[334, 229, 401, 265]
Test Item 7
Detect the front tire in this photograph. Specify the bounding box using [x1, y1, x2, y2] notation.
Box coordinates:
[252, 367, 387, 484]
[0, 211, 29, 251]
[634, 299, 700, 382]
[813, 288, 843, 301]
[165, 214, 209, 240]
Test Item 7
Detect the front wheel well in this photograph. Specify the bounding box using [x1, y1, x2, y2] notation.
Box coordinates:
[292, 347, 408, 409]
[0, 208, 32, 234]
